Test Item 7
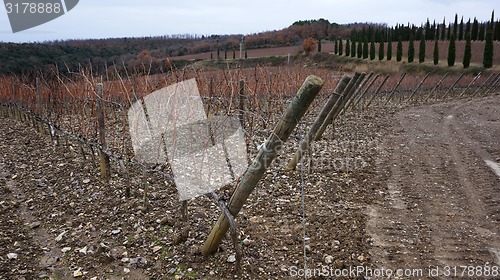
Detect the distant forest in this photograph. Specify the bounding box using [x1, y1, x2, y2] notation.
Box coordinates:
[1, 14, 499, 76]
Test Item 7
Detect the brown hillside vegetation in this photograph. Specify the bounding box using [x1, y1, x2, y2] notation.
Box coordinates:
[172, 41, 500, 68]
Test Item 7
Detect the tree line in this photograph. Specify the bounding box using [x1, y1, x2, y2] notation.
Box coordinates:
[1, 13, 498, 76]
[330, 11, 497, 68]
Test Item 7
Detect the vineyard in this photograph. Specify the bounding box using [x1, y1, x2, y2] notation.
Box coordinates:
[0, 65, 499, 279]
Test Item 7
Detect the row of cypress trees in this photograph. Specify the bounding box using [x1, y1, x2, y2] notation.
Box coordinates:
[333, 12, 495, 68]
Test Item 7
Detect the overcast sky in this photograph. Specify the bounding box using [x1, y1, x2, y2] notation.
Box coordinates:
[1, 0, 499, 43]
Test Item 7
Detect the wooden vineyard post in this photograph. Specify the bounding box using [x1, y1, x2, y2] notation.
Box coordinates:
[36, 77, 46, 135]
[342, 72, 369, 113]
[352, 73, 379, 109]
[365, 75, 389, 109]
[442, 72, 466, 99]
[384, 72, 407, 106]
[424, 72, 449, 102]
[201, 75, 324, 256]
[285, 75, 351, 171]
[344, 72, 372, 113]
[407, 72, 432, 102]
[314, 73, 364, 141]
[471, 73, 495, 97]
[96, 83, 111, 181]
[484, 73, 500, 95]
[459, 72, 481, 97]
[238, 80, 245, 129]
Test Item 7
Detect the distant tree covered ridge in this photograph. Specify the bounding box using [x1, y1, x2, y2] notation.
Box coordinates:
[1, 14, 498, 76]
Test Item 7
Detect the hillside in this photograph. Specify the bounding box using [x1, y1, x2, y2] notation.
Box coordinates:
[1, 16, 499, 76]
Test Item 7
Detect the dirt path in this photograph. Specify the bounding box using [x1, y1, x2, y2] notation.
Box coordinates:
[368, 95, 500, 278]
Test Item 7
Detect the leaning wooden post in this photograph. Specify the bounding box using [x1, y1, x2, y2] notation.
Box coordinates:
[442, 72, 466, 99]
[484, 73, 500, 95]
[341, 72, 369, 113]
[471, 73, 495, 97]
[459, 72, 481, 97]
[36, 77, 46, 135]
[345, 72, 373, 111]
[352, 73, 379, 109]
[285, 75, 351, 171]
[407, 72, 432, 102]
[238, 80, 245, 129]
[365, 75, 389, 109]
[313, 73, 362, 141]
[201, 75, 324, 256]
[424, 72, 449, 101]
[96, 83, 111, 181]
[384, 72, 407, 106]
[331, 73, 365, 120]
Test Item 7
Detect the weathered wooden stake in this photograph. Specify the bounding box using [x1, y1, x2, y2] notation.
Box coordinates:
[365, 75, 389, 108]
[424, 72, 449, 101]
[352, 73, 379, 109]
[314, 73, 364, 141]
[285, 75, 351, 171]
[201, 75, 324, 256]
[459, 72, 482, 97]
[36, 78, 46, 135]
[238, 80, 245, 129]
[120, 160, 131, 198]
[484, 74, 500, 95]
[341, 72, 369, 113]
[442, 72, 466, 99]
[407, 72, 432, 102]
[96, 83, 111, 181]
[384, 72, 407, 106]
[471, 73, 495, 97]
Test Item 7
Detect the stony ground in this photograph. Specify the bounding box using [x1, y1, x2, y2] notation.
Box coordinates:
[0, 93, 499, 279]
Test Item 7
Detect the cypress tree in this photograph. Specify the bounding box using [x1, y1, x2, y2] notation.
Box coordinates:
[370, 37, 376, 60]
[419, 35, 425, 63]
[433, 39, 439, 65]
[379, 40, 385, 60]
[453, 13, 458, 38]
[431, 20, 437, 41]
[351, 39, 356, 57]
[441, 17, 446, 40]
[495, 21, 500, 41]
[363, 37, 369, 59]
[493, 21, 500, 41]
[387, 33, 393, 61]
[458, 17, 464, 41]
[345, 40, 350, 56]
[425, 19, 431, 40]
[357, 40, 362, 58]
[465, 18, 471, 38]
[318, 38, 322, 52]
[446, 22, 451, 41]
[448, 33, 456, 67]
[233, 49, 236, 59]
[245, 50, 248, 59]
[479, 23, 485, 41]
[224, 49, 227, 60]
[472, 18, 479, 40]
[408, 32, 415, 63]
[397, 35, 403, 62]
[463, 32, 472, 68]
[339, 38, 343, 56]
[334, 38, 338, 54]
[483, 29, 494, 68]
[491, 10, 495, 29]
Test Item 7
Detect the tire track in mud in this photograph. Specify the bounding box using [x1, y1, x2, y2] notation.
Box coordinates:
[367, 96, 500, 278]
